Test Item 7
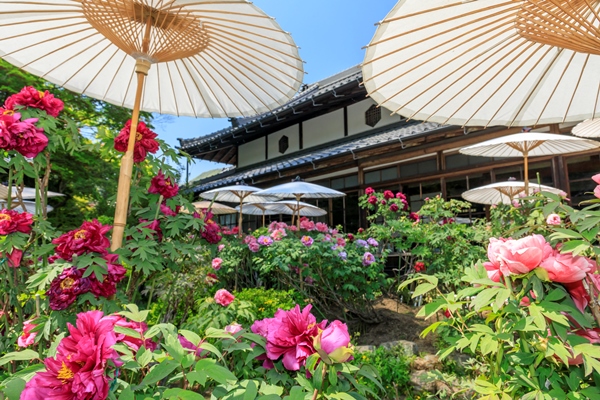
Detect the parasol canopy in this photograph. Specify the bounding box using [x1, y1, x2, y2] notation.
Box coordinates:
[459, 132, 600, 191]
[461, 180, 562, 205]
[0, 0, 304, 249]
[254, 178, 344, 227]
[0, 184, 64, 200]
[362, 0, 600, 127]
[0, 200, 54, 213]
[200, 184, 278, 233]
[572, 119, 600, 138]
[190, 200, 237, 215]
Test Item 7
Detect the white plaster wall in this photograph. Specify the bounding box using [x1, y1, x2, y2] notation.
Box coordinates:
[347, 98, 402, 136]
[303, 109, 344, 148]
[238, 137, 265, 168]
[267, 125, 299, 160]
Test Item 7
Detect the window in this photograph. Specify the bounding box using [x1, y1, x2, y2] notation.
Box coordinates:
[568, 154, 600, 206]
[364, 167, 398, 184]
[400, 158, 437, 178]
[403, 180, 442, 212]
[445, 153, 497, 170]
[365, 105, 381, 127]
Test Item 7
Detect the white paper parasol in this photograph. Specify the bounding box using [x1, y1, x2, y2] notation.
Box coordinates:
[462, 180, 562, 205]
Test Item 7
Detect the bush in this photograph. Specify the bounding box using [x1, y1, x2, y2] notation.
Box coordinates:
[234, 288, 307, 321]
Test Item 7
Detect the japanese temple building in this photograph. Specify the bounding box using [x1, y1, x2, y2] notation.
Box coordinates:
[179, 65, 599, 232]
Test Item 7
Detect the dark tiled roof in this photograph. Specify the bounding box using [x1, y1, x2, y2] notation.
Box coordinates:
[190, 121, 446, 192]
[178, 65, 363, 150]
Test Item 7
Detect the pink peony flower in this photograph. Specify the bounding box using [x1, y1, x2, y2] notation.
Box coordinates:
[3, 248, 23, 268]
[9, 117, 48, 158]
[257, 235, 273, 246]
[254, 304, 327, 371]
[365, 187, 375, 195]
[148, 170, 179, 199]
[179, 335, 207, 358]
[225, 323, 243, 335]
[112, 316, 156, 352]
[315, 222, 329, 233]
[593, 174, 600, 185]
[367, 196, 378, 205]
[212, 257, 223, 270]
[52, 219, 112, 261]
[17, 319, 38, 348]
[218, 244, 225, 252]
[488, 234, 552, 277]
[248, 242, 260, 253]
[595, 185, 600, 200]
[299, 218, 316, 231]
[540, 249, 594, 283]
[0, 209, 33, 235]
[22, 311, 119, 400]
[314, 320, 353, 363]
[160, 203, 177, 217]
[383, 190, 394, 200]
[214, 289, 235, 306]
[546, 213, 561, 225]
[567, 328, 600, 365]
[5, 86, 64, 117]
[114, 120, 159, 163]
[270, 229, 287, 241]
[336, 237, 346, 247]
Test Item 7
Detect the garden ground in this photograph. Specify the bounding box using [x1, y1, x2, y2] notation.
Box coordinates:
[354, 297, 437, 355]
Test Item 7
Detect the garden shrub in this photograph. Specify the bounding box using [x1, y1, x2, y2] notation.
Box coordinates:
[352, 344, 413, 399]
[234, 288, 308, 321]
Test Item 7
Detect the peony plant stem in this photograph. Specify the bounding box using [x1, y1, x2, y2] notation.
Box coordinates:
[311, 363, 328, 400]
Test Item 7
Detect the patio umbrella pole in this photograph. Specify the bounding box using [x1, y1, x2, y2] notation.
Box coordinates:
[523, 151, 529, 194]
[295, 194, 302, 228]
[111, 58, 151, 251]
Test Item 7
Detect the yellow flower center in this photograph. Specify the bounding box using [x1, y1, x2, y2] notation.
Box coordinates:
[74, 229, 87, 240]
[0, 214, 11, 221]
[38, 90, 45, 98]
[2, 109, 14, 116]
[136, 132, 143, 141]
[56, 362, 74, 383]
[60, 278, 75, 290]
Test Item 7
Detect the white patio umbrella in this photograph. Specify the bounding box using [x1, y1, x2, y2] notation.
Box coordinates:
[0, 1, 304, 250]
[462, 181, 562, 205]
[572, 119, 600, 138]
[362, 0, 600, 127]
[459, 133, 600, 192]
[0, 184, 64, 200]
[0, 200, 54, 213]
[234, 203, 280, 227]
[190, 201, 237, 215]
[254, 178, 344, 227]
[199, 185, 278, 234]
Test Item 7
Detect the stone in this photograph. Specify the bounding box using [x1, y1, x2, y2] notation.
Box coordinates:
[379, 340, 418, 356]
[412, 354, 442, 371]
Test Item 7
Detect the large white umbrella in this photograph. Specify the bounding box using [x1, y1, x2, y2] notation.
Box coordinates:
[239, 200, 327, 227]
[0, 184, 64, 200]
[190, 201, 237, 215]
[254, 178, 344, 227]
[199, 185, 278, 233]
[572, 119, 600, 138]
[234, 202, 280, 227]
[462, 181, 562, 205]
[362, 0, 600, 127]
[459, 133, 600, 191]
[0, 200, 54, 213]
[0, 1, 304, 250]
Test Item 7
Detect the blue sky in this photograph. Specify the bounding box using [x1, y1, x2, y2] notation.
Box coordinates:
[152, 0, 398, 183]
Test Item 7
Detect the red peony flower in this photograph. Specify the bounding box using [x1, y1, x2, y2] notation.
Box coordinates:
[5, 86, 64, 117]
[46, 267, 91, 311]
[160, 203, 178, 217]
[414, 261, 426, 272]
[383, 190, 394, 199]
[4, 248, 23, 268]
[148, 170, 179, 199]
[389, 203, 399, 212]
[52, 219, 112, 261]
[0, 209, 33, 235]
[367, 196, 378, 205]
[205, 272, 219, 286]
[202, 220, 222, 244]
[18, 319, 38, 348]
[9, 117, 48, 158]
[0, 112, 19, 150]
[89, 254, 127, 299]
[114, 120, 159, 163]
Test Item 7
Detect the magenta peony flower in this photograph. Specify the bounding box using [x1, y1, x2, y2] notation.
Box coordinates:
[0, 209, 33, 235]
[383, 190, 394, 200]
[336, 237, 346, 247]
[367, 196, 377, 205]
[212, 257, 223, 270]
[546, 213, 561, 225]
[112, 316, 156, 352]
[362, 252, 375, 266]
[138, 218, 163, 242]
[214, 289, 235, 306]
[160, 203, 177, 217]
[540, 249, 595, 283]
[409, 212, 420, 222]
[225, 323, 243, 335]
[3, 248, 23, 268]
[314, 320, 353, 363]
[258, 235, 273, 246]
[301, 235, 314, 247]
[52, 219, 112, 261]
[367, 238, 379, 247]
[148, 170, 179, 199]
[47, 267, 91, 310]
[389, 203, 399, 212]
[9, 117, 48, 158]
[22, 311, 119, 400]
[17, 319, 38, 348]
[5, 86, 64, 117]
[202, 220, 222, 244]
[179, 335, 207, 357]
[114, 119, 159, 163]
[0, 112, 19, 150]
[255, 304, 327, 371]
[365, 187, 375, 195]
[248, 242, 260, 253]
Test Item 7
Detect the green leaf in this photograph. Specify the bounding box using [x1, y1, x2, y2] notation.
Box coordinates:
[163, 388, 205, 400]
[243, 380, 259, 400]
[559, 240, 589, 256]
[412, 282, 437, 298]
[113, 325, 142, 339]
[0, 349, 39, 366]
[136, 360, 179, 389]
